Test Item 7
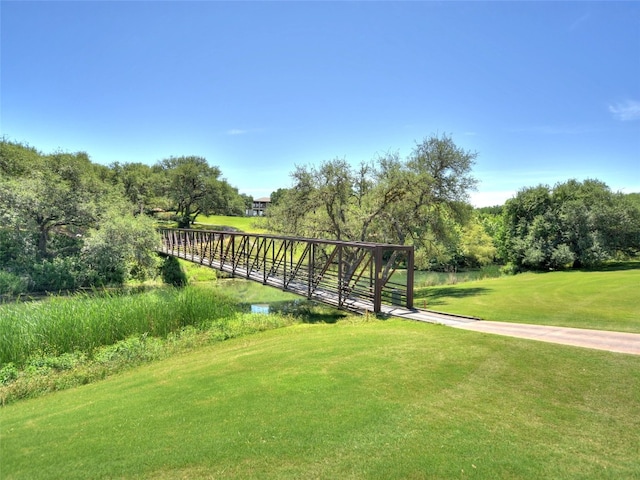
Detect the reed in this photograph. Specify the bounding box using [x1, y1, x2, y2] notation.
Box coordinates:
[0, 286, 238, 368]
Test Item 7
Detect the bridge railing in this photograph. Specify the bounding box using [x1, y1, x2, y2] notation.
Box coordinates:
[157, 228, 414, 313]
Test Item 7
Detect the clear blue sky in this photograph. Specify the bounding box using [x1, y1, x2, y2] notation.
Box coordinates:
[2, 1, 639, 206]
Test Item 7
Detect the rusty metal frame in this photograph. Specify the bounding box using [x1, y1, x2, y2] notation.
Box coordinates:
[157, 228, 414, 313]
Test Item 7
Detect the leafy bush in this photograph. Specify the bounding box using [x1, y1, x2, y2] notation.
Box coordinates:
[81, 209, 161, 286]
[93, 335, 163, 364]
[0, 271, 28, 295]
[26, 352, 87, 372]
[0, 229, 37, 273]
[29, 257, 81, 292]
[500, 262, 519, 276]
[550, 244, 576, 268]
[499, 180, 640, 270]
[160, 256, 188, 287]
[0, 363, 18, 385]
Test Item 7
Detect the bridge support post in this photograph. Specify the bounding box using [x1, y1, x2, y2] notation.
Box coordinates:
[406, 247, 414, 309]
[373, 245, 383, 314]
[307, 242, 314, 299]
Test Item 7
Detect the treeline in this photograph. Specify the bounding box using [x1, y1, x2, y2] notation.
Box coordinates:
[495, 180, 640, 271]
[0, 139, 249, 294]
[2, 137, 639, 295]
[266, 134, 640, 272]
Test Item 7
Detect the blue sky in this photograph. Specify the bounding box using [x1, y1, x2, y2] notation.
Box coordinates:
[2, 1, 639, 206]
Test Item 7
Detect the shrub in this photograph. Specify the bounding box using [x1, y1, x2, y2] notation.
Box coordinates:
[0, 363, 18, 385]
[500, 262, 519, 276]
[0, 271, 28, 296]
[550, 244, 576, 269]
[160, 256, 188, 287]
[29, 257, 81, 292]
[81, 209, 160, 286]
[0, 228, 37, 273]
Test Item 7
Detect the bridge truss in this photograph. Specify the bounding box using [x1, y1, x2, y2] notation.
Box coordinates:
[158, 228, 414, 313]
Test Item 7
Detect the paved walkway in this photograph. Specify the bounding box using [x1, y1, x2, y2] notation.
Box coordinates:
[380, 305, 640, 355]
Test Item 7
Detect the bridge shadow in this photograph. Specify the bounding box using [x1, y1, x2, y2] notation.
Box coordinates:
[414, 287, 491, 307]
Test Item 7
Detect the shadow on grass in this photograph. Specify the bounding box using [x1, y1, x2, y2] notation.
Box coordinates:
[414, 287, 492, 307]
[522, 261, 640, 274]
[576, 261, 640, 272]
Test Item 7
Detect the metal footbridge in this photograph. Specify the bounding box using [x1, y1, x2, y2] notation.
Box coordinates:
[158, 228, 414, 314]
[158, 228, 640, 354]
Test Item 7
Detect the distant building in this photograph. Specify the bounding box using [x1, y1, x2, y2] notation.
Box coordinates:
[250, 197, 271, 216]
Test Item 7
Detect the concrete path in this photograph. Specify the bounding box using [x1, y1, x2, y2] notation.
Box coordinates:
[379, 305, 640, 355]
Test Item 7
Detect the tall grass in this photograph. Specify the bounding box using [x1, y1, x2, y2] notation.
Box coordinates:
[0, 286, 238, 368]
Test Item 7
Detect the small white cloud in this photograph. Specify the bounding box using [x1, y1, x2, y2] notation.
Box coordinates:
[609, 100, 640, 121]
[226, 129, 248, 135]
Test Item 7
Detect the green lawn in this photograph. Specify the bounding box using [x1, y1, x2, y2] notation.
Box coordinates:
[194, 214, 268, 233]
[415, 265, 640, 333]
[2, 320, 639, 479]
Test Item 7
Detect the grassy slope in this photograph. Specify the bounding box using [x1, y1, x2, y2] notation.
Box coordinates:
[416, 267, 640, 333]
[2, 320, 639, 479]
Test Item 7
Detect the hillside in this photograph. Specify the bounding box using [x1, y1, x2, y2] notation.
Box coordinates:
[3, 320, 639, 479]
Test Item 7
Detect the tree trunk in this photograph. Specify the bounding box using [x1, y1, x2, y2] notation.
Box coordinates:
[37, 224, 49, 258]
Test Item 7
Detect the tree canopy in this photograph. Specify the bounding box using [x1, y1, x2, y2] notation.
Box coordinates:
[1, 136, 638, 294]
[0, 139, 247, 293]
[265, 134, 479, 268]
[497, 179, 640, 270]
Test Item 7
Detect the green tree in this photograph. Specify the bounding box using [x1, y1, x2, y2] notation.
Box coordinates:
[239, 193, 253, 215]
[499, 179, 640, 270]
[215, 181, 247, 217]
[458, 216, 497, 267]
[158, 156, 225, 228]
[0, 140, 165, 290]
[269, 188, 289, 207]
[81, 208, 161, 286]
[0, 138, 44, 176]
[109, 162, 166, 215]
[266, 134, 477, 269]
[0, 148, 109, 259]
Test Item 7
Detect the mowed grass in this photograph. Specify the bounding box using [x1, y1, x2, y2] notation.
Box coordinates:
[2, 320, 639, 479]
[194, 214, 268, 233]
[416, 265, 640, 333]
